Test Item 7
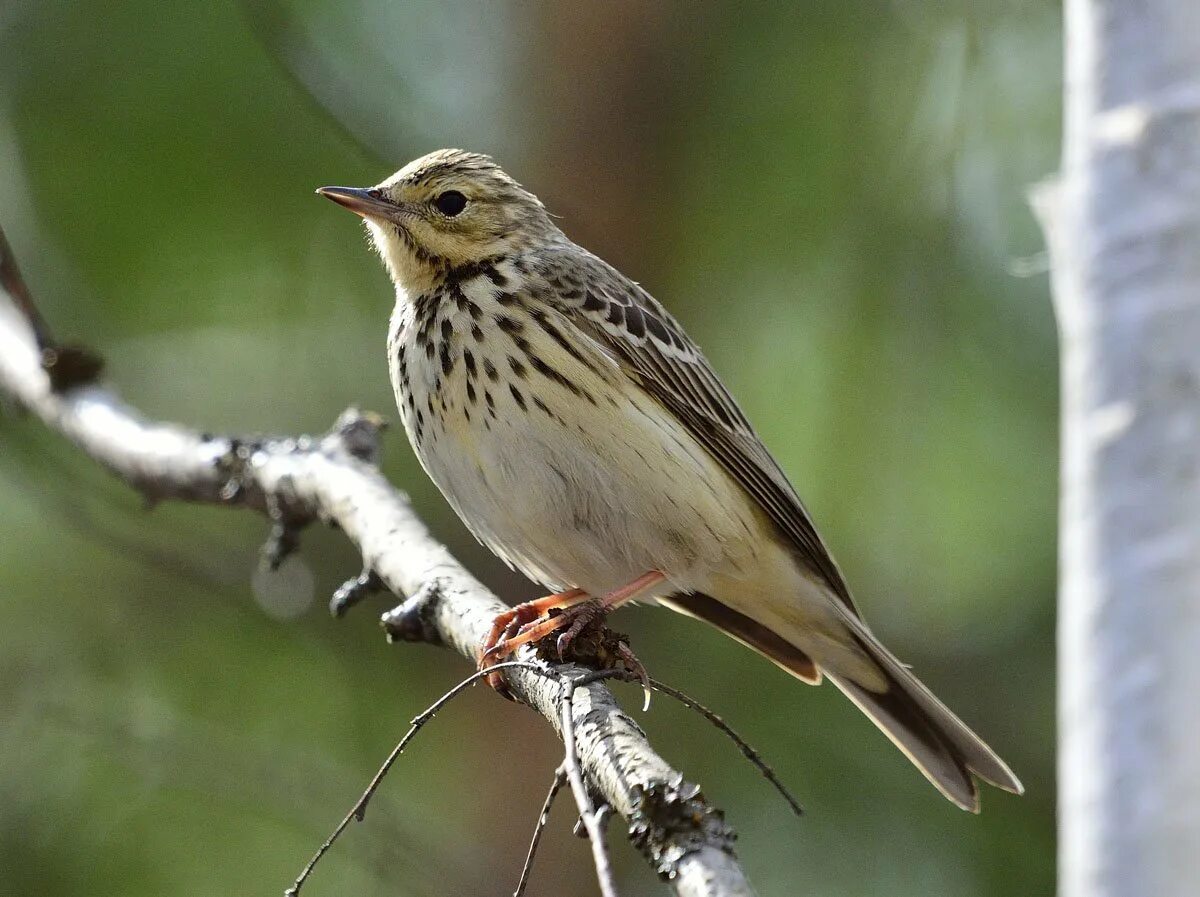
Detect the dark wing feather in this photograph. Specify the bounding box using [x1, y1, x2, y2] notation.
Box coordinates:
[660, 591, 821, 683]
[538, 246, 860, 617]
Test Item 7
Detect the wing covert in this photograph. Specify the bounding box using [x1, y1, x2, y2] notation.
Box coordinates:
[535, 246, 859, 615]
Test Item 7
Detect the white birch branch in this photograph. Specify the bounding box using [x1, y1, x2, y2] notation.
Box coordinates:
[1033, 2, 1200, 895]
[0, 230, 756, 897]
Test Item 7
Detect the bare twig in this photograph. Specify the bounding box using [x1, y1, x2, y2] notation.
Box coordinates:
[0, 225, 758, 897]
[329, 567, 387, 618]
[0, 227, 103, 391]
[287, 661, 547, 897]
[291, 662, 791, 897]
[0, 226, 54, 349]
[648, 679, 804, 820]
[514, 765, 568, 897]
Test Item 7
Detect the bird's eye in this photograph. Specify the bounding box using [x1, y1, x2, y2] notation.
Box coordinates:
[433, 190, 468, 217]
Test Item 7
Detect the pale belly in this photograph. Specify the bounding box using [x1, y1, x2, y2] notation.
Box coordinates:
[388, 286, 763, 599]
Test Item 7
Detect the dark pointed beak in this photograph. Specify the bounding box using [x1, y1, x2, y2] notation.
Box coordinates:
[315, 186, 397, 219]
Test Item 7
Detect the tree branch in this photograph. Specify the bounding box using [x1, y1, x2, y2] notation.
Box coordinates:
[0, 227, 756, 897]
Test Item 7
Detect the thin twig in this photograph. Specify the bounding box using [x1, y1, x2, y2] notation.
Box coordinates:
[574, 669, 804, 820]
[0, 228, 103, 390]
[648, 678, 804, 819]
[0, 227, 53, 349]
[287, 661, 548, 897]
[559, 674, 621, 897]
[513, 765, 568, 897]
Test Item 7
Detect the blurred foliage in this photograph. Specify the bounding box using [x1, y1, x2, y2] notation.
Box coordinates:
[0, 1, 1058, 895]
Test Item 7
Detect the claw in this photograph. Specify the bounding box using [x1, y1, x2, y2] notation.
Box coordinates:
[475, 573, 666, 697]
[616, 641, 652, 711]
[555, 599, 602, 659]
[477, 589, 589, 682]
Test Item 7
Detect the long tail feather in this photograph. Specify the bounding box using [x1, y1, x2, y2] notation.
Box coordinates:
[668, 591, 1023, 811]
[829, 618, 1024, 811]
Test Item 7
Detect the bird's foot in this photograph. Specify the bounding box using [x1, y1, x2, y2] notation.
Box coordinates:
[553, 598, 609, 659]
[477, 571, 665, 696]
[545, 613, 652, 710]
[478, 588, 589, 693]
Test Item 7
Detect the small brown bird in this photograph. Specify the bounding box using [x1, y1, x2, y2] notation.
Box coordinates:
[318, 149, 1023, 811]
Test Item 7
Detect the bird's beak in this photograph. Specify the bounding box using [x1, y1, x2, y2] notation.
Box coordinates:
[315, 186, 398, 219]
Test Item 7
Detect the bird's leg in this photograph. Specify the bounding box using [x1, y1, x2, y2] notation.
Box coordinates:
[478, 588, 589, 673]
[483, 571, 666, 664]
[555, 570, 665, 659]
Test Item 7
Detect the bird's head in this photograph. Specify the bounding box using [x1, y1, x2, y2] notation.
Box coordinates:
[318, 149, 559, 292]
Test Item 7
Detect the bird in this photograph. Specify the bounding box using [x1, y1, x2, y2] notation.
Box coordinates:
[317, 149, 1023, 812]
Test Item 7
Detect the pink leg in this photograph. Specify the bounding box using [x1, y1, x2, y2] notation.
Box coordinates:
[597, 570, 666, 611]
[484, 571, 666, 660]
[478, 588, 588, 668]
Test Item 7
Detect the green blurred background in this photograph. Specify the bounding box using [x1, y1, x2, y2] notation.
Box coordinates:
[0, 1, 1059, 894]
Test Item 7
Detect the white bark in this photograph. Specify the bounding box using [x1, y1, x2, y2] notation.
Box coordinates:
[1035, 2, 1200, 895]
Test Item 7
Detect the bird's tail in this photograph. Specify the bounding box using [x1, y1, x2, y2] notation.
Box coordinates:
[824, 615, 1024, 811]
[662, 591, 1023, 811]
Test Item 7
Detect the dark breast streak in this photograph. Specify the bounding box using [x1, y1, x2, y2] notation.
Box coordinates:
[393, 258, 611, 455]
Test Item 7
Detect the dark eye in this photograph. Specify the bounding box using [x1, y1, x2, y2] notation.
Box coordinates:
[433, 190, 468, 217]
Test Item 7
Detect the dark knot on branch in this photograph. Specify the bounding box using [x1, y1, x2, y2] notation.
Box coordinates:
[324, 407, 387, 464]
[381, 578, 446, 646]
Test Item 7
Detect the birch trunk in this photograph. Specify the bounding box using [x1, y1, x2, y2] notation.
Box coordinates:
[1036, 1, 1200, 895]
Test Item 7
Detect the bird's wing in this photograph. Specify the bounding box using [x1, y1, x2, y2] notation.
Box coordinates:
[539, 246, 860, 616]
